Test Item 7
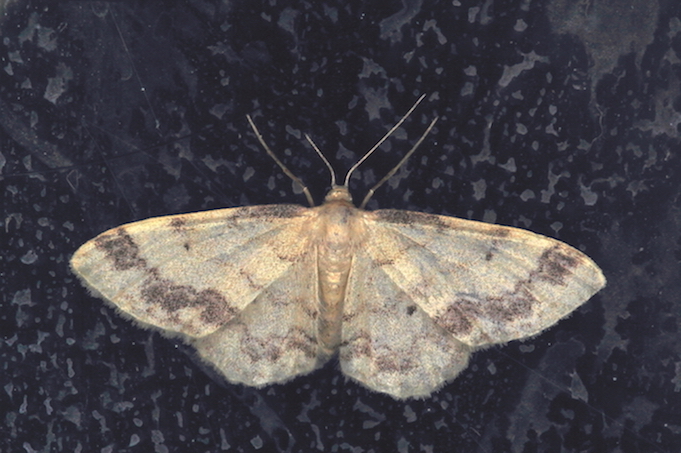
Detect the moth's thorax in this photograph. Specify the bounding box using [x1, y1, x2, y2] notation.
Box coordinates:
[314, 188, 367, 264]
[315, 185, 367, 353]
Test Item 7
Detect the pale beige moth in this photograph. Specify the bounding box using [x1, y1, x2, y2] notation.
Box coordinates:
[70, 97, 606, 399]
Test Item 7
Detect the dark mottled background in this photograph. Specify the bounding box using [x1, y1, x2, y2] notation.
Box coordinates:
[1, 1, 679, 452]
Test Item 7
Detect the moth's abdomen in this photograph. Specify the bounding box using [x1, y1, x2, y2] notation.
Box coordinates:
[315, 201, 367, 354]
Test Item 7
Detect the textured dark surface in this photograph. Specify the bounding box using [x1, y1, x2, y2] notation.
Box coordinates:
[1, 1, 679, 452]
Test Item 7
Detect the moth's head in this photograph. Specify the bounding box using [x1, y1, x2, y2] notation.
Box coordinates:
[324, 185, 353, 205]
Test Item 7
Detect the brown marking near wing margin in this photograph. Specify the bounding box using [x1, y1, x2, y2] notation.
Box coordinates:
[169, 217, 186, 229]
[436, 245, 583, 338]
[340, 331, 372, 359]
[435, 283, 537, 337]
[140, 276, 237, 326]
[95, 229, 147, 270]
[287, 327, 319, 358]
[435, 304, 476, 336]
[376, 354, 416, 373]
[533, 245, 581, 286]
[374, 210, 450, 229]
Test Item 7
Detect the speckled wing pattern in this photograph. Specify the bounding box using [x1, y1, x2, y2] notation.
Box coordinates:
[340, 209, 605, 398]
[71, 199, 605, 399]
[71, 204, 333, 387]
[70, 204, 313, 337]
[190, 241, 328, 387]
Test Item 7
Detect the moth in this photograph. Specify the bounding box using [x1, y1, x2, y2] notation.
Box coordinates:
[71, 95, 606, 399]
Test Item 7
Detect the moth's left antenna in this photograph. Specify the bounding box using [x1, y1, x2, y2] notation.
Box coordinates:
[247, 115, 316, 207]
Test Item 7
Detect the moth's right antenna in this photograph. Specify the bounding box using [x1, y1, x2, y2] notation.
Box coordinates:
[344, 93, 427, 188]
[247, 114, 316, 207]
[359, 116, 438, 209]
